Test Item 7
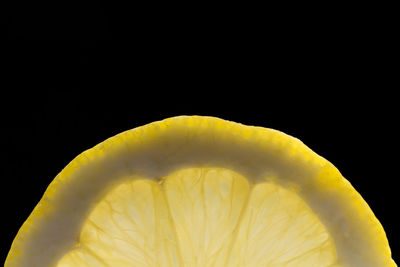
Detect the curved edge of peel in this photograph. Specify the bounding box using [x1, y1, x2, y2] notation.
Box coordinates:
[315, 163, 396, 267]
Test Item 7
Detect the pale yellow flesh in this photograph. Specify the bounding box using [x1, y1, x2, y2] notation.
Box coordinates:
[6, 116, 396, 267]
[57, 168, 337, 267]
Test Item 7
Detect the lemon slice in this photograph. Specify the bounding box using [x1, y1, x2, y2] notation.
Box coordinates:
[6, 116, 396, 267]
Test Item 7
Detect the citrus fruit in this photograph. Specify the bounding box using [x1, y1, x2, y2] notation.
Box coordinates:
[6, 116, 396, 267]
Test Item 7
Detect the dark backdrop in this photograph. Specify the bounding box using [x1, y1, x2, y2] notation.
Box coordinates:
[3, 3, 398, 265]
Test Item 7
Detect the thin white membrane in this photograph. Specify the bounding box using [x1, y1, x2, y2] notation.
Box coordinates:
[56, 167, 337, 267]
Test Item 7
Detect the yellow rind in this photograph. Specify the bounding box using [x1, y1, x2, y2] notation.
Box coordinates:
[5, 116, 396, 267]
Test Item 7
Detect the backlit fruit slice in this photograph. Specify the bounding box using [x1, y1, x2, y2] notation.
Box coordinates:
[6, 116, 396, 267]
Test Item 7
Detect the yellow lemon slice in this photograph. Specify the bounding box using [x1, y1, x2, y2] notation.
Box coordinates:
[6, 116, 396, 267]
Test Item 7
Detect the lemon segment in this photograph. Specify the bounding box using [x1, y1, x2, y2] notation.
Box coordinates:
[58, 179, 180, 267]
[228, 182, 336, 266]
[163, 168, 249, 266]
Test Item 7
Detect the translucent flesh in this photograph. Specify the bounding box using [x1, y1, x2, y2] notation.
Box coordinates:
[56, 168, 338, 267]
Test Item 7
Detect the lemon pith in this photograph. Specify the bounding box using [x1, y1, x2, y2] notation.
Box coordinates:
[6, 116, 396, 267]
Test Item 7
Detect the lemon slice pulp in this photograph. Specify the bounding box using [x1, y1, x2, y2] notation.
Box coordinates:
[6, 116, 396, 267]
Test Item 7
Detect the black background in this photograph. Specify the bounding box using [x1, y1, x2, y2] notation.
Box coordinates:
[3, 3, 398, 265]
